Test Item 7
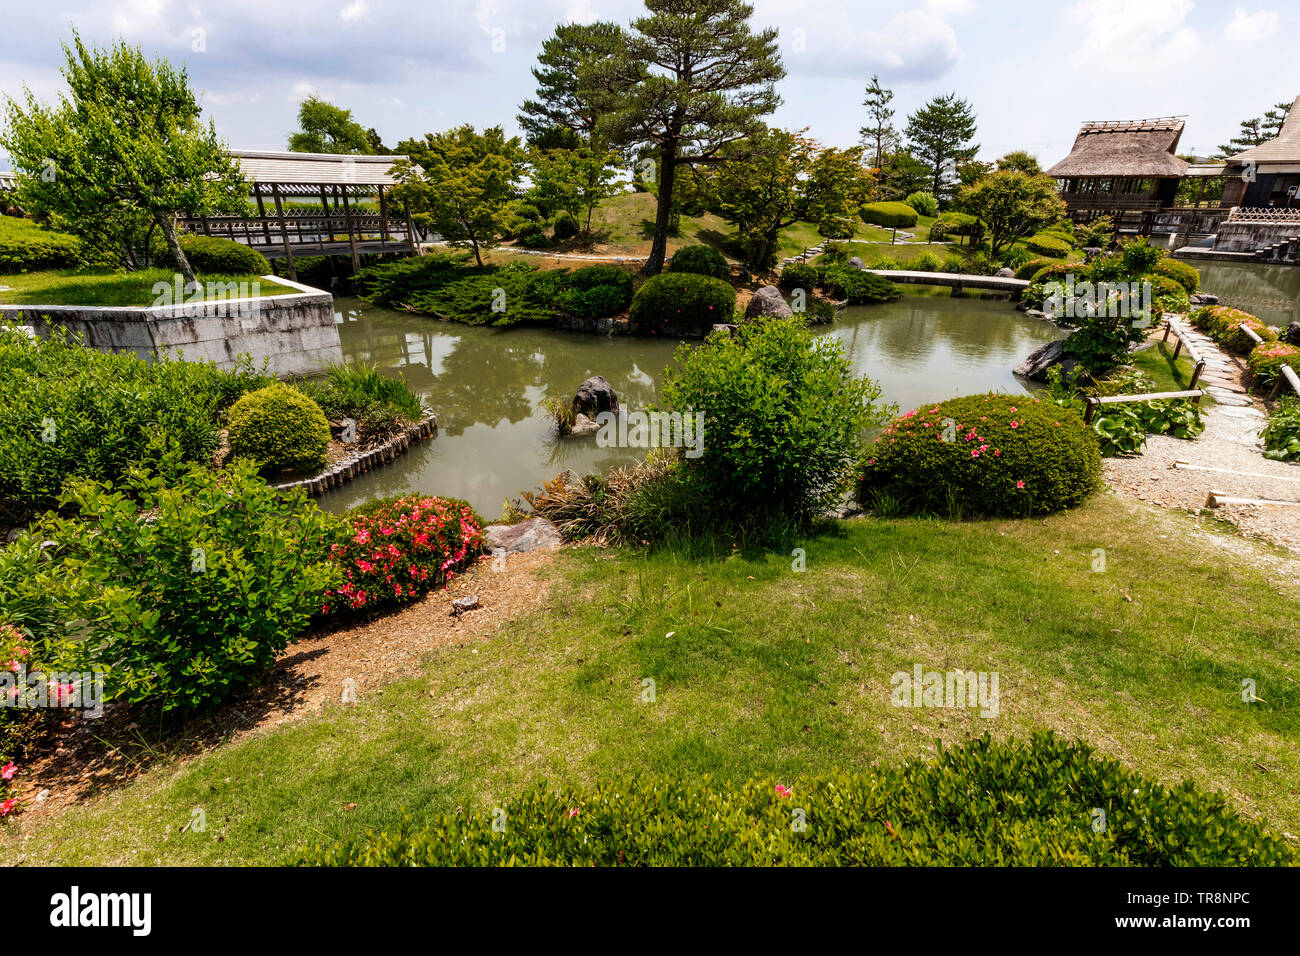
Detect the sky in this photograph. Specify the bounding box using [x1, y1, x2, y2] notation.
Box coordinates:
[0, 0, 1296, 168]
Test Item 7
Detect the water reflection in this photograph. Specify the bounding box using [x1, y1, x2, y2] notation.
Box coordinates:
[319, 293, 1061, 515]
[1195, 261, 1300, 327]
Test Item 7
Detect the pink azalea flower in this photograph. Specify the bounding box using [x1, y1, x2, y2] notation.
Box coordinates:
[0, 798, 15, 817]
[775, 784, 792, 798]
[1016, 480, 1025, 489]
[1, 762, 15, 781]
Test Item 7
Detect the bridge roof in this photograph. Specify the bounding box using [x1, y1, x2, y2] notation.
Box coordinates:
[230, 150, 407, 188]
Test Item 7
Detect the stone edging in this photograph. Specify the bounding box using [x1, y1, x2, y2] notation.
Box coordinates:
[273, 412, 439, 497]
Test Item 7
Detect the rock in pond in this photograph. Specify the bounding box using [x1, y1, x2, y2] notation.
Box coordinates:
[484, 517, 564, 554]
[1014, 338, 1078, 382]
[744, 285, 793, 319]
[573, 375, 619, 419]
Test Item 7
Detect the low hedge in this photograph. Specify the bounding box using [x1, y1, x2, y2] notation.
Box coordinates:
[291, 732, 1294, 866]
[324, 494, 485, 615]
[1024, 233, 1073, 258]
[1190, 305, 1276, 353]
[1263, 396, 1300, 462]
[861, 201, 919, 230]
[820, 267, 901, 304]
[0, 216, 82, 272]
[779, 262, 820, 291]
[629, 272, 736, 335]
[1015, 258, 1052, 281]
[668, 244, 730, 281]
[1151, 257, 1200, 294]
[903, 191, 938, 217]
[930, 211, 980, 242]
[859, 393, 1101, 517]
[1247, 341, 1300, 386]
[227, 382, 331, 475]
[158, 234, 271, 275]
[557, 265, 634, 318]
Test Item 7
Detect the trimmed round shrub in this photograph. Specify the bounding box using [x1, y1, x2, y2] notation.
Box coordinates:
[557, 265, 634, 318]
[1015, 257, 1052, 281]
[859, 393, 1101, 517]
[820, 267, 901, 304]
[514, 223, 551, 248]
[903, 191, 938, 217]
[553, 211, 579, 240]
[1025, 233, 1073, 258]
[668, 244, 730, 281]
[779, 261, 819, 291]
[1151, 257, 1200, 294]
[324, 494, 485, 615]
[930, 211, 980, 242]
[861, 201, 919, 230]
[159, 235, 271, 275]
[0, 216, 81, 272]
[1141, 273, 1190, 318]
[1031, 261, 1091, 285]
[227, 382, 331, 475]
[1247, 341, 1300, 387]
[629, 272, 737, 335]
[293, 732, 1294, 866]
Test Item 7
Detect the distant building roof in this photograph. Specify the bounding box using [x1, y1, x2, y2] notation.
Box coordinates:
[1047, 118, 1189, 178]
[1227, 95, 1300, 165]
[230, 150, 406, 188]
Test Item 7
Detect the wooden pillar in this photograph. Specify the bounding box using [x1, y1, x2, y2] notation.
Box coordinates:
[272, 183, 297, 281]
[340, 185, 362, 273]
[404, 200, 417, 255]
[378, 186, 389, 247]
[254, 184, 272, 245]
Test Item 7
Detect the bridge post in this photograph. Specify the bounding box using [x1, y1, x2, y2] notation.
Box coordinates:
[951, 282, 964, 297]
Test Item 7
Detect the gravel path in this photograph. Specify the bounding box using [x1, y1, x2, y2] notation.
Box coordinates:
[1103, 319, 1300, 551]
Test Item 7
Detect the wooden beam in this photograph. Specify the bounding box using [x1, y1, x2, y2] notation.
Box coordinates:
[378, 185, 389, 247]
[1205, 491, 1300, 509]
[404, 200, 417, 255]
[340, 185, 362, 273]
[1083, 390, 1207, 424]
[254, 183, 272, 244]
[271, 183, 296, 282]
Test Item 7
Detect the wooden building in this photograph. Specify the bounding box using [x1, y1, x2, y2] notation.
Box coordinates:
[1046, 117, 1190, 232]
[179, 150, 419, 281]
[1222, 95, 1300, 209]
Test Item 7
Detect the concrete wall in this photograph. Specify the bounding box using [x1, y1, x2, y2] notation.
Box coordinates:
[1215, 222, 1300, 254]
[0, 276, 343, 376]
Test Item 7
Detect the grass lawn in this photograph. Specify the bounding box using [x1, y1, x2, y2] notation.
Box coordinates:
[0, 268, 298, 307]
[1128, 336, 1212, 397]
[7, 492, 1298, 865]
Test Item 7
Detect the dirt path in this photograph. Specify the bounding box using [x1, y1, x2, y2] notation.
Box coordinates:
[1104, 319, 1300, 551]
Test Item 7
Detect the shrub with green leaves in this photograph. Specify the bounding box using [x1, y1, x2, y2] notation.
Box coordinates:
[903, 191, 938, 218]
[861, 201, 919, 231]
[913, 251, 942, 272]
[1151, 257, 1200, 294]
[354, 255, 565, 326]
[929, 211, 980, 244]
[292, 732, 1294, 866]
[1141, 273, 1190, 317]
[36, 460, 340, 712]
[779, 261, 819, 291]
[667, 244, 730, 281]
[628, 272, 736, 335]
[227, 382, 331, 475]
[820, 267, 901, 304]
[1247, 341, 1300, 387]
[1024, 233, 1072, 258]
[157, 234, 270, 275]
[552, 211, 579, 240]
[859, 393, 1101, 517]
[556, 265, 634, 318]
[0, 326, 267, 522]
[661, 317, 888, 523]
[1263, 396, 1300, 462]
[1015, 257, 1052, 281]
[296, 362, 423, 441]
[0, 216, 81, 272]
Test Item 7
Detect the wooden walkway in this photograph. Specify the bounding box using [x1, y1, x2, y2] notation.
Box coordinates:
[862, 270, 1029, 293]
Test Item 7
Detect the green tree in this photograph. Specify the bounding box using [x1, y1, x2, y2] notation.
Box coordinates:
[527, 146, 622, 237]
[518, 21, 627, 147]
[876, 148, 931, 201]
[391, 125, 525, 266]
[0, 33, 245, 283]
[957, 170, 1065, 256]
[995, 150, 1042, 175]
[1217, 100, 1292, 157]
[288, 96, 374, 154]
[601, 0, 785, 275]
[904, 93, 979, 201]
[709, 127, 873, 270]
[859, 74, 898, 171]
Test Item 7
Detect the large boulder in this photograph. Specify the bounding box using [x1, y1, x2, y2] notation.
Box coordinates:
[572, 375, 619, 419]
[995, 267, 1015, 278]
[847, 256, 866, 270]
[1286, 322, 1300, 346]
[744, 285, 793, 319]
[1014, 338, 1078, 382]
[484, 517, 563, 554]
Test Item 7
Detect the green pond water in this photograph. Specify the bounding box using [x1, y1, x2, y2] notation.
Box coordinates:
[315, 260, 1300, 517]
[317, 291, 1062, 516]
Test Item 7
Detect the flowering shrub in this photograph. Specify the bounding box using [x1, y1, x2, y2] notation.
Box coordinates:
[1189, 305, 1275, 353]
[1248, 341, 1300, 388]
[0, 623, 27, 822]
[325, 495, 486, 615]
[858, 393, 1101, 517]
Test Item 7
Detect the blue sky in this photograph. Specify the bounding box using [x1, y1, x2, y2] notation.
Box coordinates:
[0, 0, 1295, 167]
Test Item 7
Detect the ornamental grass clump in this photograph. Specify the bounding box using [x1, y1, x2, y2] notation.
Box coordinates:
[859, 393, 1101, 517]
[325, 495, 486, 615]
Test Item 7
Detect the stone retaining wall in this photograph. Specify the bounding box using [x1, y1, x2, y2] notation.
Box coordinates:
[0, 276, 343, 376]
[273, 413, 438, 497]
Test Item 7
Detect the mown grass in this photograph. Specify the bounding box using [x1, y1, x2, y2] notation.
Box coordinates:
[6, 493, 1297, 865]
[0, 268, 297, 306]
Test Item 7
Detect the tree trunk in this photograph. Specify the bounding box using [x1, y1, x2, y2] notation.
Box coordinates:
[157, 215, 196, 286]
[470, 235, 483, 267]
[643, 152, 677, 276]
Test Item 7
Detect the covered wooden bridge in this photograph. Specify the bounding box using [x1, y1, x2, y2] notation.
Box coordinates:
[180, 150, 420, 281]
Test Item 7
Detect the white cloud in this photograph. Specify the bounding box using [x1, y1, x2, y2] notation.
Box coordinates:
[340, 0, 369, 22]
[1225, 8, 1279, 43]
[1066, 0, 1200, 69]
[926, 0, 973, 13]
[859, 10, 960, 79]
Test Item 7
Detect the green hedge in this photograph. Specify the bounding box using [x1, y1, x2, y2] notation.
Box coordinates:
[861, 201, 919, 230]
[227, 382, 331, 475]
[859, 393, 1101, 517]
[668, 244, 730, 281]
[820, 267, 901, 304]
[158, 234, 271, 275]
[292, 732, 1294, 866]
[629, 272, 736, 335]
[1025, 233, 1073, 258]
[779, 262, 819, 291]
[0, 216, 81, 272]
[1015, 257, 1052, 280]
[557, 265, 634, 318]
[1151, 257, 1200, 294]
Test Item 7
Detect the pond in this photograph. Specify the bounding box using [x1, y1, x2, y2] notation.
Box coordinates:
[317, 291, 1062, 516]
[1193, 260, 1300, 328]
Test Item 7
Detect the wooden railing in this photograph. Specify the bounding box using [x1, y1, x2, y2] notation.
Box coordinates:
[179, 213, 411, 249]
[1083, 390, 1206, 424]
[1161, 317, 1207, 391]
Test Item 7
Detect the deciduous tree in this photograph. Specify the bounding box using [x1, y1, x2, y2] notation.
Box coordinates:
[957, 170, 1065, 256]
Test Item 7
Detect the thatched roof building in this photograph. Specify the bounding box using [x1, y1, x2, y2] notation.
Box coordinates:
[1047, 118, 1189, 179]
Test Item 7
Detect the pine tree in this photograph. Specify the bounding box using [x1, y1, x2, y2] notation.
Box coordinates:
[859, 74, 897, 170]
[904, 93, 979, 201]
